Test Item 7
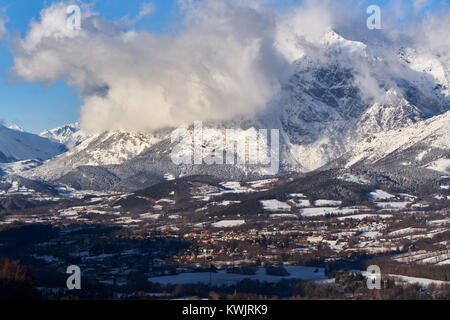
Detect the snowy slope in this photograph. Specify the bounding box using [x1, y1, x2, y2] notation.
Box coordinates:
[0, 159, 43, 175]
[426, 158, 450, 175]
[0, 125, 67, 163]
[343, 110, 450, 168]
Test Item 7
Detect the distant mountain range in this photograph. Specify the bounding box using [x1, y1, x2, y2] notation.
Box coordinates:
[1, 30, 449, 192]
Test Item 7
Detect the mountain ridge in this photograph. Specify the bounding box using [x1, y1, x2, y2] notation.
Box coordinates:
[12, 30, 450, 191]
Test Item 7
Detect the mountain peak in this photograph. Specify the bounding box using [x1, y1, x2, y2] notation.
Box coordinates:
[0, 125, 67, 163]
[40, 122, 89, 149]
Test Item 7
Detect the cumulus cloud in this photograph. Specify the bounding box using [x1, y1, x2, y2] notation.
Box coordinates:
[11, 0, 450, 133]
[13, 0, 291, 133]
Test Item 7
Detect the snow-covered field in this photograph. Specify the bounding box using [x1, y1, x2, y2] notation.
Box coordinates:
[376, 202, 411, 209]
[31, 255, 61, 264]
[393, 250, 450, 265]
[369, 190, 395, 201]
[213, 200, 241, 207]
[289, 193, 307, 198]
[148, 266, 328, 286]
[388, 227, 426, 237]
[290, 199, 312, 208]
[360, 231, 381, 239]
[212, 220, 246, 228]
[260, 199, 291, 212]
[270, 214, 298, 219]
[164, 173, 175, 181]
[427, 219, 450, 226]
[248, 179, 278, 189]
[216, 182, 255, 194]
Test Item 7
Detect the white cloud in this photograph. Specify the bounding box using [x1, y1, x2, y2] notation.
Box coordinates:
[123, 2, 156, 26]
[0, 20, 5, 38]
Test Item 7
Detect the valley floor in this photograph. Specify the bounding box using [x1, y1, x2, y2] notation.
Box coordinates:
[0, 174, 449, 300]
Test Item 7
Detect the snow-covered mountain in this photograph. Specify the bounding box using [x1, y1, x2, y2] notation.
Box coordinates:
[39, 122, 90, 149]
[341, 111, 450, 169]
[23, 129, 164, 182]
[16, 30, 450, 191]
[0, 125, 67, 163]
[8, 124, 25, 132]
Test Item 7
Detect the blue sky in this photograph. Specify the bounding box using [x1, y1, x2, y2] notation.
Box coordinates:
[0, 0, 447, 133]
